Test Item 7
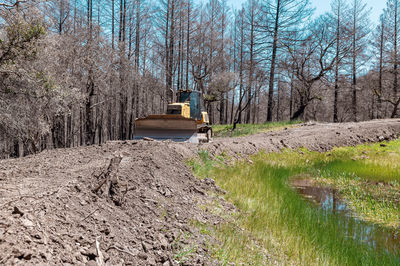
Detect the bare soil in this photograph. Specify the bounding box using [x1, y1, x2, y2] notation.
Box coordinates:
[1, 119, 400, 265]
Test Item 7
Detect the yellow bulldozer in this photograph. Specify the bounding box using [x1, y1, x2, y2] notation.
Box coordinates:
[134, 90, 212, 143]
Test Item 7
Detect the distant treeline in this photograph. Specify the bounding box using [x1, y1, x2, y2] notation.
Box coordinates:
[0, 0, 399, 158]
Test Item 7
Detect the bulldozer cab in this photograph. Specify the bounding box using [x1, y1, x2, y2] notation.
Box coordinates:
[177, 90, 202, 120]
[166, 103, 190, 119]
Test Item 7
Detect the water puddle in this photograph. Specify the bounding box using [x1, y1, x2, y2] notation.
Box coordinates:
[291, 178, 400, 253]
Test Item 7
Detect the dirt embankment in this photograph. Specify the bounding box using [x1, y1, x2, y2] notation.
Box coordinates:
[1, 119, 400, 265]
[199, 119, 400, 157]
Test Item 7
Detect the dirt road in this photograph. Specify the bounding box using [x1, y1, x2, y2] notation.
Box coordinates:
[1, 119, 399, 265]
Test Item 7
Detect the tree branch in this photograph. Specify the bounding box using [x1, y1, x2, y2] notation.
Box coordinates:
[0, 0, 27, 8]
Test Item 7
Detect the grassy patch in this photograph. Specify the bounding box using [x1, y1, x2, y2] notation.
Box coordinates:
[189, 140, 400, 265]
[172, 231, 198, 263]
[312, 140, 400, 227]
[212, 120, 302, 138]
[174, 245, 197, 263]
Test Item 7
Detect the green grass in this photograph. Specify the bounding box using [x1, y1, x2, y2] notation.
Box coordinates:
[189, 139, 400, 265]
[212, 120, 302, 138]
[312, 141, 400, 227]
[172, 231, 198, 264]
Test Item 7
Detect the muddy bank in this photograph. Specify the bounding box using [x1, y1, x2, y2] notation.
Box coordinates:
[0, 119, 400, 265]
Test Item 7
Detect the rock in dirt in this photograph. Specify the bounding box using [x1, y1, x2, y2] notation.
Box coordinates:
[11, 206, 24, 216]
[142, 241, 152, 253]
[81, 247, 97, 260]
[137, 251, 148, 260]
[159, 236, 169, 250]
[21, 218, 34, 228]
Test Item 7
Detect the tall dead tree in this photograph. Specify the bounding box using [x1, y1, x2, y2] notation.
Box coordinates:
[349, 0, 370, 121]
[260, 0, 313, 122]
[285, 15, 347, 120]
[375, 0, 400, 118]
[245, 0, 256, 124]
[330, 0, 348, 123]
[372, 14, 387, 118]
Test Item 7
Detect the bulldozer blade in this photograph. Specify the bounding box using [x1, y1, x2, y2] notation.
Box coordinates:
[134, 115, 199, 143]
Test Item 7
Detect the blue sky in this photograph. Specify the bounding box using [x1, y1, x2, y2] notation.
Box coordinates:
[228, 0, 387, 26]
[310, 0, 386, 25]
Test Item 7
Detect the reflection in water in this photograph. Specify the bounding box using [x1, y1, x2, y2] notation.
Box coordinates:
[292, 179, 400, 253]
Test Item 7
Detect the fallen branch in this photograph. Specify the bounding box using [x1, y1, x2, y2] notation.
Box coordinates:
[81, 208, 99, 222]
[106, 246, 137, 257]
[95, 237, 105, 266]
[92, 179, 108, 194]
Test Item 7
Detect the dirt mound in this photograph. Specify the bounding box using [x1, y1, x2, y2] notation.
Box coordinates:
[0, 141, 227, 265]
[1, 119, 400, 265]
[201, 119, 400, 157]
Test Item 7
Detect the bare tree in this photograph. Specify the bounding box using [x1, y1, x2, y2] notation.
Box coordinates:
[373, 0, 400, 118]
[329, 0, 350, 122]
[258, 0, 313, 122]
[348, 0, 371, 121]
[284, 15, 348, 120]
